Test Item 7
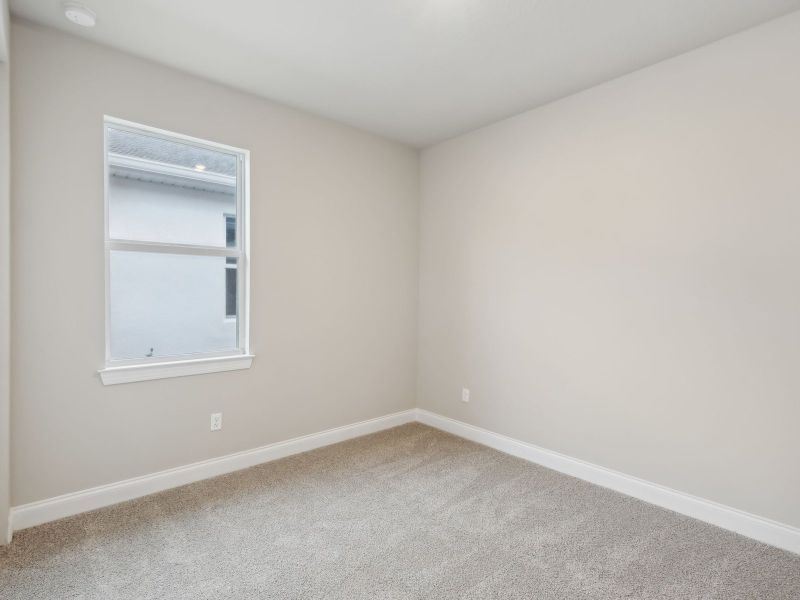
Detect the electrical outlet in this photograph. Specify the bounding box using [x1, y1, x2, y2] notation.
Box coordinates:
[462, 388, 470, 403]
[210, 412, 223, 431]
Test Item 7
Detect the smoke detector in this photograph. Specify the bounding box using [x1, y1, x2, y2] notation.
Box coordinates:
[63, 2, 96, 27]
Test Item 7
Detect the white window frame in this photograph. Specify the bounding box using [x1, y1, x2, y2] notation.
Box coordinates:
[99, 116, 252, 385]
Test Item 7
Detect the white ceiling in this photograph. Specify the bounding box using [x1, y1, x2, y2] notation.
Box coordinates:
[11, 0, 800, 147]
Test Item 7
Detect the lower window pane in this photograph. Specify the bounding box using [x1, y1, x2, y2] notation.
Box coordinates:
[110, 251, 238, 360]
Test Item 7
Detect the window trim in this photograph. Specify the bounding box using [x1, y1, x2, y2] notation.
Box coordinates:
[99, 116, 252, 385]
[99, 354, 255, 386]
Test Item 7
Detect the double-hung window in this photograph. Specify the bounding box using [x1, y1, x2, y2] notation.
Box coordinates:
[99, 117, 251, 385]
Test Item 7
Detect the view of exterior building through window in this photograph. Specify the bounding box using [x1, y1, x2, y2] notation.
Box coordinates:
[225, 214, 237, 319]
[105, 120, 247, 363]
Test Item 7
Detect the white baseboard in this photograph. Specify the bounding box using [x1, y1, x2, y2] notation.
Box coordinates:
[10, 409, 416, 533]
[10, 407, 798, 556]
[416, 409, 800, 555]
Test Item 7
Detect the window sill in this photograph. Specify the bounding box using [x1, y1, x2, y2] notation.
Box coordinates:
[98, 354, 254, 385]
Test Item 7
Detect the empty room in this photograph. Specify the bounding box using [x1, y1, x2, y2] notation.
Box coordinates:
[1, 0, 799, 598]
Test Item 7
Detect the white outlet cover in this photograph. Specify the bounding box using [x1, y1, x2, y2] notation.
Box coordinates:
[210, 413, 223, 431]
[462, 388, 470, 403]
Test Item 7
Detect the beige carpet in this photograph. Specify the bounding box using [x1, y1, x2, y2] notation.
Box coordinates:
[1, 423, 798, 599]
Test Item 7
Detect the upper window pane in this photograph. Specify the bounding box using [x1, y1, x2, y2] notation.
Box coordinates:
[107, 127, 238, 247]
[225, 213, 236, 248]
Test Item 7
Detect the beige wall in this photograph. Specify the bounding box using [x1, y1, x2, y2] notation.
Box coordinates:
[0, 0, 10, 543]
[10, 21, 419, 506]
[418, 11, 800, 528]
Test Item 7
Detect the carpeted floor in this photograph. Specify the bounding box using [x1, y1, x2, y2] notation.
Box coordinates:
[1, 423, 798, 599]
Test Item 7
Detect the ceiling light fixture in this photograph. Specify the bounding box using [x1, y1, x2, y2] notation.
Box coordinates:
[63, 2, 96, 27]
[194, 164, 207, 172]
